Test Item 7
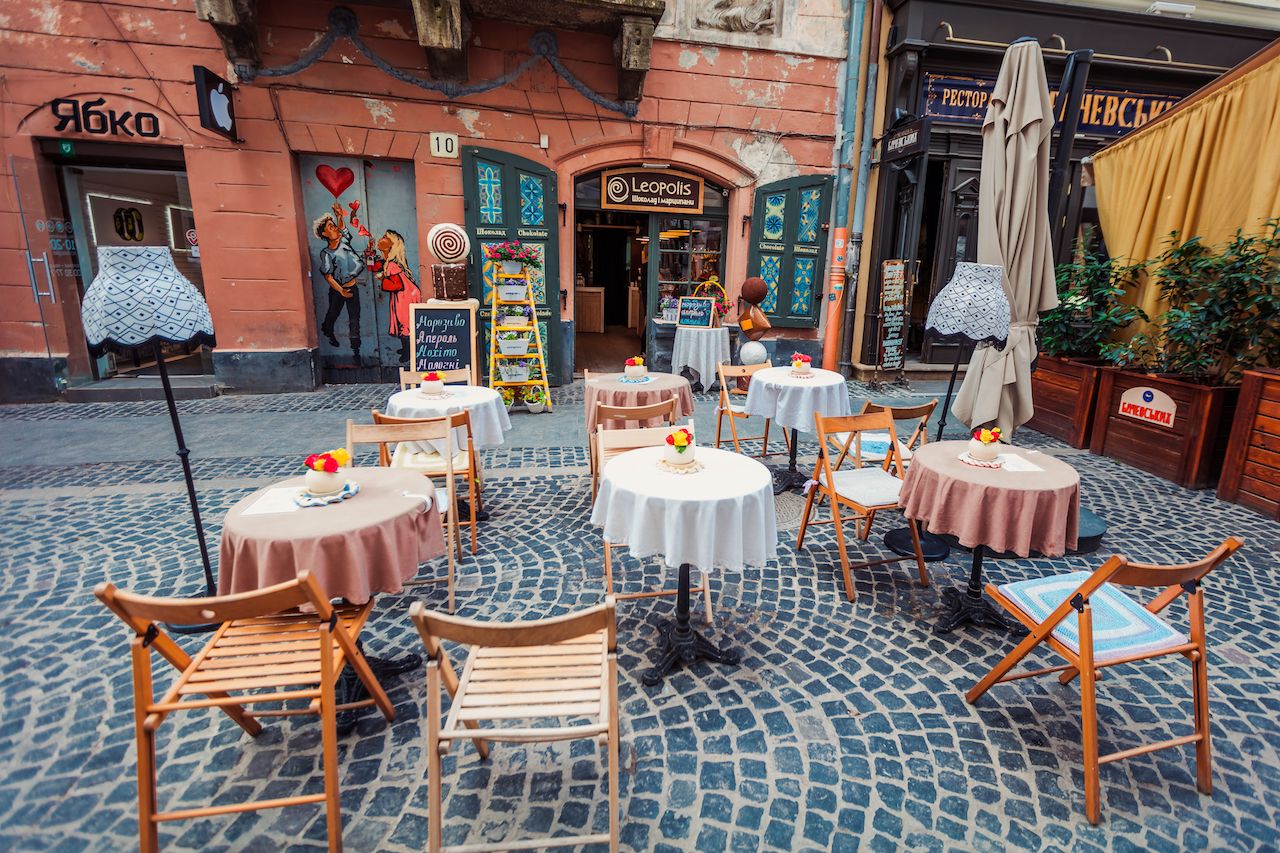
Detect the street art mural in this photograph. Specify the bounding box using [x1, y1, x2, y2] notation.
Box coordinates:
[300, 155, 420, 381]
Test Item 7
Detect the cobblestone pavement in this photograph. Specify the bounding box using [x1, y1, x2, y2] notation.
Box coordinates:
[2, 384, 1278, 852]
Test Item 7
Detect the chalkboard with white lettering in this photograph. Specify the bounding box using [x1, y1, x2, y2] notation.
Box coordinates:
[411, 301, 478, 382]
[677, 296, 716, 328]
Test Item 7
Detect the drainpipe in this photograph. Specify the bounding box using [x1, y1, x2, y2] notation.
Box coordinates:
[837, 0, 883, 377]
[821, 0, 869, 371]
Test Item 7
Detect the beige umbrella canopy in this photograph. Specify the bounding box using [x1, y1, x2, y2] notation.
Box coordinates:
[952, 39, 1058, 436]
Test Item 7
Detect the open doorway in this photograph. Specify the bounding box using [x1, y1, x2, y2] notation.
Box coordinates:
[574, 209, 646, 373]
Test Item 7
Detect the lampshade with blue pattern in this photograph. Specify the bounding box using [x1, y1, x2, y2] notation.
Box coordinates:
[80, 246, 215, 357]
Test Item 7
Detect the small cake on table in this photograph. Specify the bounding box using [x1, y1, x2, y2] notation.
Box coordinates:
[624, 356, 647, 379]
[420, 371, 445, 395]
[790, 352, 813, 376]
[663, 427, 696, 466]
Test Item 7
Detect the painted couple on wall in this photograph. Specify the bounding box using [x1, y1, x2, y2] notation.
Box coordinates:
[314, 201, 420, 363]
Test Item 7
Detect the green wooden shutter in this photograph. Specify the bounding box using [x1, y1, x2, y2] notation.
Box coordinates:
[747, 175, 834, 328]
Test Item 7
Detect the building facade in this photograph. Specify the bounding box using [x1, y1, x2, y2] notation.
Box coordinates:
[0, 0, 852, 400]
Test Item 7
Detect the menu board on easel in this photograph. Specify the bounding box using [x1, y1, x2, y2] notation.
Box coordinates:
[878, 261, 908, 372]
[677, 296, 717, 328]
[411, 300, 478, 382]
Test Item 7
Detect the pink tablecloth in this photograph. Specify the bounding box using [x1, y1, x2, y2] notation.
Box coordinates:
[584, 372, 695, 432]
[218, 468, 446, 604]
[899, 441, 1080, 557]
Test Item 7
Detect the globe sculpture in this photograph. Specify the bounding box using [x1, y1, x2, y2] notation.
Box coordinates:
[739, 340, 768, 365]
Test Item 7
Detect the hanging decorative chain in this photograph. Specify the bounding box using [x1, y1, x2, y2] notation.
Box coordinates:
[236, 6, 639, 117]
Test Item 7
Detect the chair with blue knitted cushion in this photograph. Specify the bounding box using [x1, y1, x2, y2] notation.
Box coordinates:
[966, 537, 1244, 824]
[796, 410, 929, 602]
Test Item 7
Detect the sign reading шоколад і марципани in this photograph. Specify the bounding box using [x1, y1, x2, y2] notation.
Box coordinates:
[601, 169, 704, 215]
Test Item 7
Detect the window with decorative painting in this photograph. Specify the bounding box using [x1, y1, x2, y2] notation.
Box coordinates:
[747, 175, 833, 328]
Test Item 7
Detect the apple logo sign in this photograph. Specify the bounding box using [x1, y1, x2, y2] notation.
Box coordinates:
[209, 83, 233, 132]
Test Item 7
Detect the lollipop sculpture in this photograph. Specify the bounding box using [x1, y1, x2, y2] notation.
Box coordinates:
[427, 222, 470, 299]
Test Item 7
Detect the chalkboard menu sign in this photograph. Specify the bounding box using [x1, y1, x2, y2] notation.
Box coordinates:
[677, 296, 716, 328]
[878, 261, 908, 372]
[411, 300, 478, 382]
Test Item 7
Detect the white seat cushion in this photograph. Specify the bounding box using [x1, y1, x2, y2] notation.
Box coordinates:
[391, 444, 471, 474]
[831, 431, 913, 462]
[818, 466, 903, 506]
[435, 487, 451, 516]
[999, 572, 1188, 663]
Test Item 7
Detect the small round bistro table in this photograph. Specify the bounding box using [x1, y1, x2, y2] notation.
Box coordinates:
[584, 371, 695, 432]
[743, 366, 852, 493]
[898, 441, 1080, 634]
[386, 384, 512, 452]
[672, 326, 731, 391]
[589, 445, 777, 685]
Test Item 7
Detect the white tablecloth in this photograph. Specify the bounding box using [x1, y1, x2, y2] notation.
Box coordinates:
[590, 446, 777, 572]
[672, 326, 731, 390]
[743, 366, 850, 433]
[385, 385, 512, 454]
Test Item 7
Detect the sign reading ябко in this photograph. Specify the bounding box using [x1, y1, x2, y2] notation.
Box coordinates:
[601, 169, 704, 214]
[1118, 386, 1177, 428]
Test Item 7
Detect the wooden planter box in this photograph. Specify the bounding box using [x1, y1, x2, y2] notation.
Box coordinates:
[1090, 368, 1239, 490]
[1027, 355, 1102, 448]
[1217, 368, 1280, 519]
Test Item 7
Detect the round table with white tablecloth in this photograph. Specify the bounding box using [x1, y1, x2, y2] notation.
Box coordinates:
[590, 445, 777, 684]
[672, 325, 731, 391]
[385, 385, 512, 455]
[743, 366, 852, 493]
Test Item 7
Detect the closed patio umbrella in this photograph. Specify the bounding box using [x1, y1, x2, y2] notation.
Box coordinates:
[952, 39, 1058, 436]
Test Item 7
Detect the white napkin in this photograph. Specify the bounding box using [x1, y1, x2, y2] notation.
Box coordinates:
[1001, 453, 1045, 473]
[242, 487, 301, 516]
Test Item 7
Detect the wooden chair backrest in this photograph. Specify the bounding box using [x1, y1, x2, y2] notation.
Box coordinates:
[596, 421, 694, 456]
[814, 411, 905, 479]
[399, 367, 473, 391]
[1109, 536, 1244, 588]
[371, 409, 472, 467]
[410, 598, 616, 656]
[346, 418, 452, 468]
[857, 399, 938, 449]
[717, 360, 772, 402]
[96, 572, 330, 634]
[595, 397, 678, 428]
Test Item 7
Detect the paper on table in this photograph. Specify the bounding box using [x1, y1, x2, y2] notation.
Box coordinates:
[1000, 453, 1045, 472]
[242, 486, 302, 516]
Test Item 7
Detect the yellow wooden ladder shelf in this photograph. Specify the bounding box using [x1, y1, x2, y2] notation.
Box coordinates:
[489, 271, 552, 412]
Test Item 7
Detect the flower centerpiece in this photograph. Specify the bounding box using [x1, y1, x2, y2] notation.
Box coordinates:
[969, 426, 1002, 461]
[303, 447, 351, 496]
[497, 329, 530, 356]
[420, 371, 445, 395]
[499, 387, 517, 410]
[791, 352, 812, 375]
[660, 295, 679, 322]
[663, 427, 696, 466]
[523, 384, 547, 413]
[500, 304, 533, 328]
[624, 355, 647, 379]
[485, 240, 542, 277]
[499, 358, 532, 383]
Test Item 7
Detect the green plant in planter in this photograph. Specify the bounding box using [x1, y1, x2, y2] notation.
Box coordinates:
[1100, 220, 1280, 385]
[523, 385, 545, 406]
[1039, 236, 1148, 359]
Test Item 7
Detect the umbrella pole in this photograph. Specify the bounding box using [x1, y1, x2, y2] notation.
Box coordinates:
[934, 341, 968, 442]
[154, 342, 216, 596]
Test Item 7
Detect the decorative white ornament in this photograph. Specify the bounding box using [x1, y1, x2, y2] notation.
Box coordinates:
[739, 340, 769, 365]
[427, 222, 470, 263]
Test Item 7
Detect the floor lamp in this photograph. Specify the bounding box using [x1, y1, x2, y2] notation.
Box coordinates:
[884, 261, 1010, 562]
[81, 246, 218, 601]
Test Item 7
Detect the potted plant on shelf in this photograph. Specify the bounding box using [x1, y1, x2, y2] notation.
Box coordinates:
[499, 358, 532, 384]
[523, 384, 547, 414]
[1090, 221, 1280, 489]
[1029, 237, 1147, 447]
[660, 295, 679, 322]
[497, 330, 530, 356]
[500, 304, 533, 328]
[485, 240, 541, 277]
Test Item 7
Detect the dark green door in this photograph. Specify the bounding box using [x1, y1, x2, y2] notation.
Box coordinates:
[747, 175, 834, 328]
[462, 148, 561, 384]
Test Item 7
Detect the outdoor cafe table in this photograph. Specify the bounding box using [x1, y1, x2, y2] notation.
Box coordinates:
[672, 325, 731, 391]
[584, 371, 695, 432]
[385, 384, 512, 452]
[743, 366, 852, 493]
[898, 441, 1080, 633]
[590, 445, 777, 685]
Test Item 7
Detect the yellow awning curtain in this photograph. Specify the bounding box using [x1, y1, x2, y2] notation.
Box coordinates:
[1092, 39, 1280, 318]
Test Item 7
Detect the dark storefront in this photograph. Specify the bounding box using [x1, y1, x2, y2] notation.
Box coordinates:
[858, 0, 1278, 370]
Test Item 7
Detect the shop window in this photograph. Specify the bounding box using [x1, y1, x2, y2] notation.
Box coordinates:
[747, 175, 833, 328]
[657, 217, 725, 300]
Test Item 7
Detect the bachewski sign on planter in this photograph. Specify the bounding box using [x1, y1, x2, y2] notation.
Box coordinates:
[1118, 386, 1177, 427]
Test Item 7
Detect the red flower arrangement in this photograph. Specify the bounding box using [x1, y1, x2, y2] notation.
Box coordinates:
[790, 352, 812, 364]
[972, 426, 1002, 444]
[665, 428, 694, 450]
[305, 447, 350, 474]
[625, 356, 644, 367]
[422, 371, 442, 382]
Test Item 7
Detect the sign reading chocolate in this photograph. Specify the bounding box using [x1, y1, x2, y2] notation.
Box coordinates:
[923, 73, 1180, 137]
[601, 169, 704, 214]
[1118, 386, 1177, 428]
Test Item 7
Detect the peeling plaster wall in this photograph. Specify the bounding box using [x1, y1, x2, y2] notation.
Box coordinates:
[0, 0, 843, 367]
[658, 0, 849, 59]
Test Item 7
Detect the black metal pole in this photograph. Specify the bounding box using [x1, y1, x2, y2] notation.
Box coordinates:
[154, 342, 216, 595]
[934, 341, 967, 442]
[964, 544, 985, 600]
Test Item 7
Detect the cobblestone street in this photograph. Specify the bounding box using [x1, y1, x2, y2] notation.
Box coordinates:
[2, 383, 1278, 852]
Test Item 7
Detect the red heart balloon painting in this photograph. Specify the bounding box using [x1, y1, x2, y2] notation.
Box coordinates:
[315, 164, 355, 197]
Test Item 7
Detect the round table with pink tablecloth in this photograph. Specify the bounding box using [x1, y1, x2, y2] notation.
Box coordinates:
[898, 440, 1080, 634]
[584, 371, 695, 432]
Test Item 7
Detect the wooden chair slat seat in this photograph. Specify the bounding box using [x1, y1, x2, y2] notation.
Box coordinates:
[714, 361, 790, 458]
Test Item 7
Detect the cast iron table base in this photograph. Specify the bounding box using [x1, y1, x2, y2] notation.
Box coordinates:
[642, 563, 739, 686]
[335, 645, 421, 734]
[934, 545, 1021, 634]
[769, 428, 808, 494]
[883, 526, 950, 562]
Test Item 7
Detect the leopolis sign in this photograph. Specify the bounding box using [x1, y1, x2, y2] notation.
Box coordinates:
[601, 169, 704, 214]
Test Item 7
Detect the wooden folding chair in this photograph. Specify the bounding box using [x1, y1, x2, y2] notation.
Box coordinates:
[966, 537, 1243, 824]
[399, 367, 473, 391]
[347, 419, 462, 611]
[95, 572, 393, 853]
[714, 361, 790, 458]
[595, 421, 715, 623]
[842, 399, 937, 464]
[796, 411, 929, 602]
[409, 598, 620, 853]
[373, 409, 482, 556]
[589, 397, 678, 499]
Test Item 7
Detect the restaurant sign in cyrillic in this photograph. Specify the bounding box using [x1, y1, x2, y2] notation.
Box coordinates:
[601, 169, 704, 214]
